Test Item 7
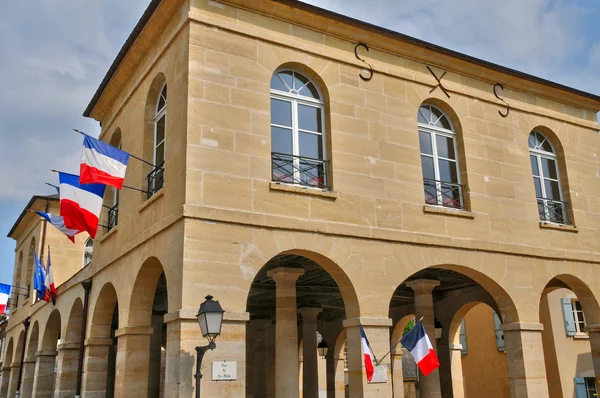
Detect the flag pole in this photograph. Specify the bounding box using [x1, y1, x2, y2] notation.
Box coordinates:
[375, 317, 424, 366]
[73, 129, 156, 167]
[50, 170, 149, 195]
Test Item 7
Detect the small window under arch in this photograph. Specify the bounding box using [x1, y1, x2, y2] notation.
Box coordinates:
[83, 238, 94, 267]
[528, 130, 568, 224]
[270, 70, 328, 189]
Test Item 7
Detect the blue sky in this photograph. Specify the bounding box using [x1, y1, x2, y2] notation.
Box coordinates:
[0, 0, 599, 284]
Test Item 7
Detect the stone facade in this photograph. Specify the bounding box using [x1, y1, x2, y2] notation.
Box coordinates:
[2, 0, 600, 397]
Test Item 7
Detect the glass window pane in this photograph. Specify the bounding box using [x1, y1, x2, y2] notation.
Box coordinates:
[544, 179, 561, 199]
[157, 96, 166, 113]
[533, 177, 543, 197]
[528, 133, 536, 149]
[575, 301, 583, 311]
[438, 159, 458, 183]
[156, 115, 165, 144]
[270, 74, 288, 92]
[541, 157, 558, 180]
[436, 135, 456, 159]
[279, 71, 293, 91]
[431, 107, 443, 122]
[298, 105, 322, 132]
[272, 155, 294, 183]
[301, 82, 320, 99]
[299, 132, 323, 159]
[155, 143, 165, 166]
[436, 115, 451, 130]
[271, 127, 293, 154]
[421, 156, 435, 180]
[419, 132, 433, 155]
[162, 86, 167, 100]
[541, 139, 553, 153]
[423, 180, 438, 205]
[293, 72, 309, 91]
[271, 99, 292, 127]
[530, 155, 539, 176]
[418, 106, 431, 124]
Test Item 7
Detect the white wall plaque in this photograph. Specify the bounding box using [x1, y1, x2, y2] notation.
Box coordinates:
[212, 361, 237, 381]
[369, 365, 388, 383]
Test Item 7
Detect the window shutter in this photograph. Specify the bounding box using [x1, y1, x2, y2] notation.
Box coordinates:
[562, 298, 577, 337]
[459, 320, 467, 355]
[574, 377, 587, 398]
[493, 311, 505, 351]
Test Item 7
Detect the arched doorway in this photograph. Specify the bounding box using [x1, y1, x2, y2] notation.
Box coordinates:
[34, 309, 61, 396]
[21, 321, 39, 397]
[539, 275, 600, 397]
[388, 266, 517, 398]
[83, 282, 118, 397]
[0, 338, 14, 396]
[9, 331, 25, 395]
[55, 298, 83, 396]
[245, 251, 358, 398]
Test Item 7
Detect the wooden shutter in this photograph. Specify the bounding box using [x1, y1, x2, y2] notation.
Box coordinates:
[493, 311, 505, 351]
[459, 320, 467, 355]
[562, 298, 577, 337]
[574, 377, 587, 398]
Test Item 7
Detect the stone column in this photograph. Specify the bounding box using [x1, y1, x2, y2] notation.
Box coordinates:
[19, 358, 36, 398]
[148, 315, 164, 397]
[392, 344, 404, 398]
[266, 319, 276, 397]
[585, 324, 600, 393]
[81, 338, 113, 397]
[502, 322, 549, 398]
[406, 279, 441, 398]
[448, 344, 464, 398]
[0, 365, 10, 397]
[54, 342, 80, 397]
[328, 349, 345, 398]
[113, 326, 154, 398]
[267, 267, 304, 398]
[252, 319, 270, 397]
[299, 308, 322, 398]
[343, 317, 393, 398]
[8, 363, 20, 397]
[31, 350, 58, 398]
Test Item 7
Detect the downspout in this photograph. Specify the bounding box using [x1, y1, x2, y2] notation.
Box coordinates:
[75, 279, 92, 398]
[15, 316, 30, 398]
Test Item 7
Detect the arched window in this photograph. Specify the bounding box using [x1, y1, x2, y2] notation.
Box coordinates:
[107, 131, 121, 230]
[150, 84, 166, 196]
[270, 70, 327, 189]
[418, 105, 463, 209]
[528, 131, 567, 224]
[83, 238, 94, 267]
[25, 237, 36, 301]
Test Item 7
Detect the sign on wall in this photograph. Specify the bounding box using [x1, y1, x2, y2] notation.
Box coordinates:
[212, 361, 237, 381]
[369, 365, 388, 383]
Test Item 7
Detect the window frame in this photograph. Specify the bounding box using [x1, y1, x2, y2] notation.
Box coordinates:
[83, 238, 94, 268]
[571, 299, 587, 336]
[584, 377, 598, 398]
[152, 84, 167, 192]
[417, 104, 463, 209]
[270, 69, 327, 189]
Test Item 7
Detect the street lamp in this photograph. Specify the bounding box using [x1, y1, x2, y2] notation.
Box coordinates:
[194, 295, 225, 398]
[317, 340, 329, 359]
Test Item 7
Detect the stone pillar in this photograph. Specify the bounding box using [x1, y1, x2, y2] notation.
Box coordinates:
[392, 344, 404, 398]
[81, 338, 113, 397]
[8, 363, 20, 397]
[31, 350, 57, 398]
[502, 322, 549, 398]
[585, 325, 600, 393]
[113, 326, 154, 398]
[448, 344, 464, 398]
[148, 315, 164, 398]
[343, 318, 393, 398]
[328, 350, 345, 398]
[19, 358, 36, 398]
[267, 267, 304, 398]
[252, 319, 270, 397]
[0, 366, 10, 397]
[406, 279, 441, 398]
[266, 319, 276, 397]
[54, 343, 80, 397]
[299, 308, 322, 398]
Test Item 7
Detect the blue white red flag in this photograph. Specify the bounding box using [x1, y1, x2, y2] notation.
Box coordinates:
[401, 321, 440, 376]
[34, 211, 81, 243]
[360, 325, 375, 382]
[80, 134, 129, 189]
[33, 251, 50, 302]
[0, 284, 11, 314]
[58, 172, 105, 238]
[44, 247, 57, 304]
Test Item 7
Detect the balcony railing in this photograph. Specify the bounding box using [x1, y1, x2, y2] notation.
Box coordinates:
[271, 152, 329, 190]
[537, 197, 569, 224]
[423, 178, 465, 210]
[147, 163, 165, 199]
[107, 203, 119, 231]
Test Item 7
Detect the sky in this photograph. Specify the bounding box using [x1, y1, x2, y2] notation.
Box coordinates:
[0, 0, 599, 284]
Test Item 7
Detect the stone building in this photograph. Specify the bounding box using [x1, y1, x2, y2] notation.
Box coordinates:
[2, 0, 600, 397]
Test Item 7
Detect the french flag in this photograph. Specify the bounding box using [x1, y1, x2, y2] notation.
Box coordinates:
[360, 325, 375, 382]
[59, 172, 106, 239]
[80, 134, 129, 189]
[0, 284, 11, 314]
[45, 247, 57, 305]
[34, 211, 82, 243]
[401, 321, 440, 376]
